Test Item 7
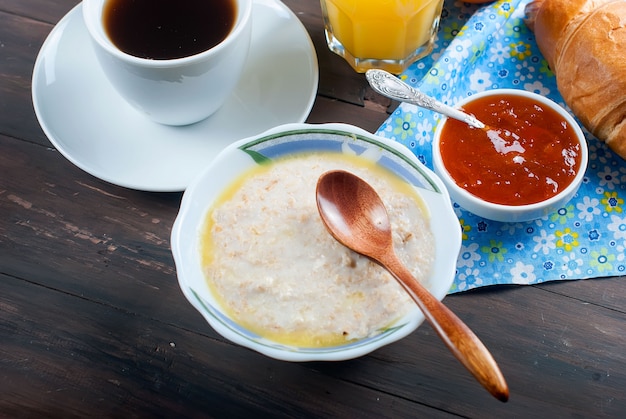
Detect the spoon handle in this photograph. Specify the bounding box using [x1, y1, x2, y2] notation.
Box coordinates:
[365, 69, 485, 129]
[381, 252, 509, 402]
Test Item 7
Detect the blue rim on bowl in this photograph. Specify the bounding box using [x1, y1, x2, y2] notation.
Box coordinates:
[171, 123, 462, 361]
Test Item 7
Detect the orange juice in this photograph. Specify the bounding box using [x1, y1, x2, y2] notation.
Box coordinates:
[321, 0, 444, 73]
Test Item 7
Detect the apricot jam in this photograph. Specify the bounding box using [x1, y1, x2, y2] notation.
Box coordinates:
[439, 94, 582, 206]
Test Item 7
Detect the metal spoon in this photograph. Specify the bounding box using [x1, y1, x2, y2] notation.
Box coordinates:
[316, 170, 509, 402]
[365, 69, 542, 161]
[365, 69, 486, 129]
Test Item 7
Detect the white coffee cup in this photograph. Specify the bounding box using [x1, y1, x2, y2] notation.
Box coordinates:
[82, 0, 252, 126]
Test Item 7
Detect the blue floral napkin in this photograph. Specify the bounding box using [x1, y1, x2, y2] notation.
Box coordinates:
[376, 0, 626, 293]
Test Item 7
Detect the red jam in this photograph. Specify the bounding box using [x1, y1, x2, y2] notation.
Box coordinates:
[439, 94, 582, 206]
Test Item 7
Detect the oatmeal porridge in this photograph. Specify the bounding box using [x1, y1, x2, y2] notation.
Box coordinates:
[200, 152, 435, 347]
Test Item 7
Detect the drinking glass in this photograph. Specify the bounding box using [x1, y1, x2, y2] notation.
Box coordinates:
[320, 0, 444, 74]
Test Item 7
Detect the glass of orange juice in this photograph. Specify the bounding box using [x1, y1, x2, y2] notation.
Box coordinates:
[320, 0, 444, 74]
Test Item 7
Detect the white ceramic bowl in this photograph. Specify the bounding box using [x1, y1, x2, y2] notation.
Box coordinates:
[432, 89, 588, 222]
[171, 123, 461, 361]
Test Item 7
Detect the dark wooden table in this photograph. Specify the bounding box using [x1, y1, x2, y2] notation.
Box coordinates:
[1, 0, 625, 417]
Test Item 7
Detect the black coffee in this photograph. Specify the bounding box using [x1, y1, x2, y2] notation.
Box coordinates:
[103, 0, 237, 60]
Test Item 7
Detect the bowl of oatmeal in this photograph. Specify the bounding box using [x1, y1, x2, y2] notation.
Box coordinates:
[171, 123, 461, 361]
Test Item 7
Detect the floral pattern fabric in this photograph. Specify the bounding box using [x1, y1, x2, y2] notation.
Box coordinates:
[376, 0, 626, 293]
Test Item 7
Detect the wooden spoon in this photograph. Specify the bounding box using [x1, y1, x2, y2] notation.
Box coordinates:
[316, 170, 509, 402]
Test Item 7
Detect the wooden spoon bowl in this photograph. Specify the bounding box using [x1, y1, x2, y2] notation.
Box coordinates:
[316, 170, 509, 402]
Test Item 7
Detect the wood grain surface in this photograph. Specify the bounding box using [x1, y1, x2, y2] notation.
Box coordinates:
[1, 0, 624, 417]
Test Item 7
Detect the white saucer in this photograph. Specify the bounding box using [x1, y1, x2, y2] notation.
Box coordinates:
[32, 0, 318, 192]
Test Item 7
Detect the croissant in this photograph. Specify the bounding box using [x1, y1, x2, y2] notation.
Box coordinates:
[525, 0, 626, 159]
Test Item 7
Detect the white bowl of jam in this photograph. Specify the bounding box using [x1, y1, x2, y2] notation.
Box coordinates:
[432, 89, 588, 222]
